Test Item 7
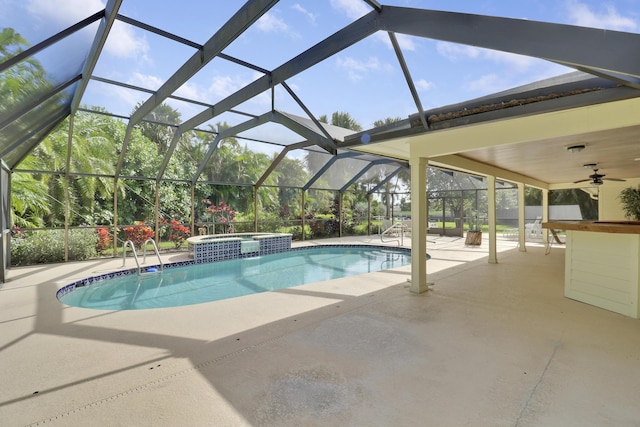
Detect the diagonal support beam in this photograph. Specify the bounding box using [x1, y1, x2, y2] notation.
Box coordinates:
[190, 112, 276, 183]
[567, 66, 640, 90]
[381, 6, 640, 79]
[303, 152, 360, 191]
[116, 0, 278, 180]
[255, 141, 312, 188]
[175, 9, 381, 145]
[1, 109, 68, 165]
[388, 31, 428, 130]
[272, 111, 336, 154]
[280, 82, 335, 151]
[70, 0, 123, 115]
[362, 0, 383, 12]
[129, 0, 278, 126]
[339, 159, 395, 192]
[0, 10, 105, 74]
[369, 166, 405, 194]
[1, 75, 81, 132]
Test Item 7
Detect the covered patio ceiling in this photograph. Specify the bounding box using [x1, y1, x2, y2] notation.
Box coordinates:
[343, 74, 640, 190]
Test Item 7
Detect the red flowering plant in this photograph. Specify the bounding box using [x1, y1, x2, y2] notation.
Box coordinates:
[11, 225, 24, 239]
[206, 201, 236, 233]
[162, 219, 190, 248]
[123, 221, 154, 249]
[95, 227, 112, 254]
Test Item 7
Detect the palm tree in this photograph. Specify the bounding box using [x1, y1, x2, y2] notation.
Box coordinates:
[11, 156, 51, 228]
[135, 103, 181, 154]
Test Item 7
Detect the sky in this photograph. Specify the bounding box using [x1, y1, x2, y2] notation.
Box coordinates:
[3, 0, 640, 143]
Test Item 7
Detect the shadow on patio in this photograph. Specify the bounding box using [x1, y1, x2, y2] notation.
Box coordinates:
[1, 238, 639, 426]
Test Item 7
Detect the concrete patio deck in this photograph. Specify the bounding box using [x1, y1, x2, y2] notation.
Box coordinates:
[1, 235, 639, 426]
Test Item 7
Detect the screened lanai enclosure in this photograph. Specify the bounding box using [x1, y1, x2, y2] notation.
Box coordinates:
[2, 0, 639, 281]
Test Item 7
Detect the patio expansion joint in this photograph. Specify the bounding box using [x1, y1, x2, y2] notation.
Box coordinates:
[26, 330, 295, 426]
[513, 340, 561, 427]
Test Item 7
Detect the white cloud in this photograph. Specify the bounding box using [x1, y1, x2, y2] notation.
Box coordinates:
[436, 41, 537, 72]
[565, 0, 637, 31]
[256, 11, 290, 33]
[376, 32, 418, 52]
[436, 42, 481, 61]
[336, 56, 382, 81]
[111, 86, 146, 112]
[292, 3, 316, 24]
[393, 34, 417, 51]
[482, 50, 539, 72]
[26, 0, 103, 25]
[208, 75, 244, 98]
[415, 79, 434, 91]
[22, 0, 149, 66]
[330, 0, 370, 20]
[174, 81, 200, 100]
[127, 72, 163, 91]
[465, 73, 503, 93]
[104, 21, 150, 60]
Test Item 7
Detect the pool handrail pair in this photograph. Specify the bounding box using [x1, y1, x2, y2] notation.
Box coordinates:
[122, 238, 164, 274]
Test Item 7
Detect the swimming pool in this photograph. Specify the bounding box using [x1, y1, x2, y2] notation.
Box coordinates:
[57, 245, 413, 310]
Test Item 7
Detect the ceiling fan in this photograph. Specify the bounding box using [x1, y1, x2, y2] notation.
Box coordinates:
[574, 168, 626, 186]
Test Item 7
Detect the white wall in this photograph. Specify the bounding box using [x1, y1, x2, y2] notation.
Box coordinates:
[598, 178, 640, 220]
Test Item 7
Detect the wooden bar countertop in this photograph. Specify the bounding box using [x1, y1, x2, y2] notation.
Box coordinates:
[542, 220, 640, 234]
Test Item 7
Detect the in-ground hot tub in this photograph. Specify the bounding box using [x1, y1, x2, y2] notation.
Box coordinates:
[186, 233, 292, 263]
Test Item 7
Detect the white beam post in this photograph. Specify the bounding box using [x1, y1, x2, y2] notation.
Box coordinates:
[518, 182, 526, 252]
[410, 157, 428, 293]
[542, 188, 549, 243]
[488, 175, 498, 264]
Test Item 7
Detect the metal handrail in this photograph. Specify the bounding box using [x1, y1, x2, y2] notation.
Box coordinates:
[122, 240, 141, 274]
[142, 238, 163, 272]
[380, 222, 404, 246]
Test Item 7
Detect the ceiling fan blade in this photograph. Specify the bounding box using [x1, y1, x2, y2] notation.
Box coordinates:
[573, 179, 591, 183]
[603, 178, 626, 182]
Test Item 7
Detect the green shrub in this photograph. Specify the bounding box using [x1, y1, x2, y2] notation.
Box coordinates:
[11, 228, 98, 266]
[68, 227, 98, 261]
[352, 223, 369, 235]
[11, 230, 64, 265]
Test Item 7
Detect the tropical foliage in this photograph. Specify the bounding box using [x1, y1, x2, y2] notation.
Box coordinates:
[122, 222, 155, 249]
[4, 29, 411, 264]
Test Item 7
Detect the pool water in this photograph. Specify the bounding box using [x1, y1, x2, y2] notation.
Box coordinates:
[59, 246, 412, 310]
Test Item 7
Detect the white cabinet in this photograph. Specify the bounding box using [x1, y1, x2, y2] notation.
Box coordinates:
[565, 230, 640, 318]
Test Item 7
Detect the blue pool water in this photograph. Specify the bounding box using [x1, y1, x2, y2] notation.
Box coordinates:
[58, 246, 412, 310]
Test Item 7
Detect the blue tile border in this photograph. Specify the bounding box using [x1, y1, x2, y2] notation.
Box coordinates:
[56, 244, 414, 302]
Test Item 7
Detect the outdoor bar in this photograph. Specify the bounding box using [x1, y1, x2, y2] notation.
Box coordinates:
[543, 220, 640, 318]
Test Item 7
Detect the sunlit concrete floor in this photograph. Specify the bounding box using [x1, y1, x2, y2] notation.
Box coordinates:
[1, 234, 639, 426]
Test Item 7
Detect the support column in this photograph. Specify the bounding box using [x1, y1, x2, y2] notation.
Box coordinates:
[338, 191, 343, 237]
[190, 183, 195, 235]
[113, 179, 118, 258]
[367, 192, 372, 235]
[410, 157, 428, 293]
[487, 175, 498, 264]
[64, 115, 74, 262]
[542, 188, 549, 243]
[254, 186, 258, 232]
[154, 183, 160, 242]
[517, 182, 526, 252]
[301, 190, 306, 241]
